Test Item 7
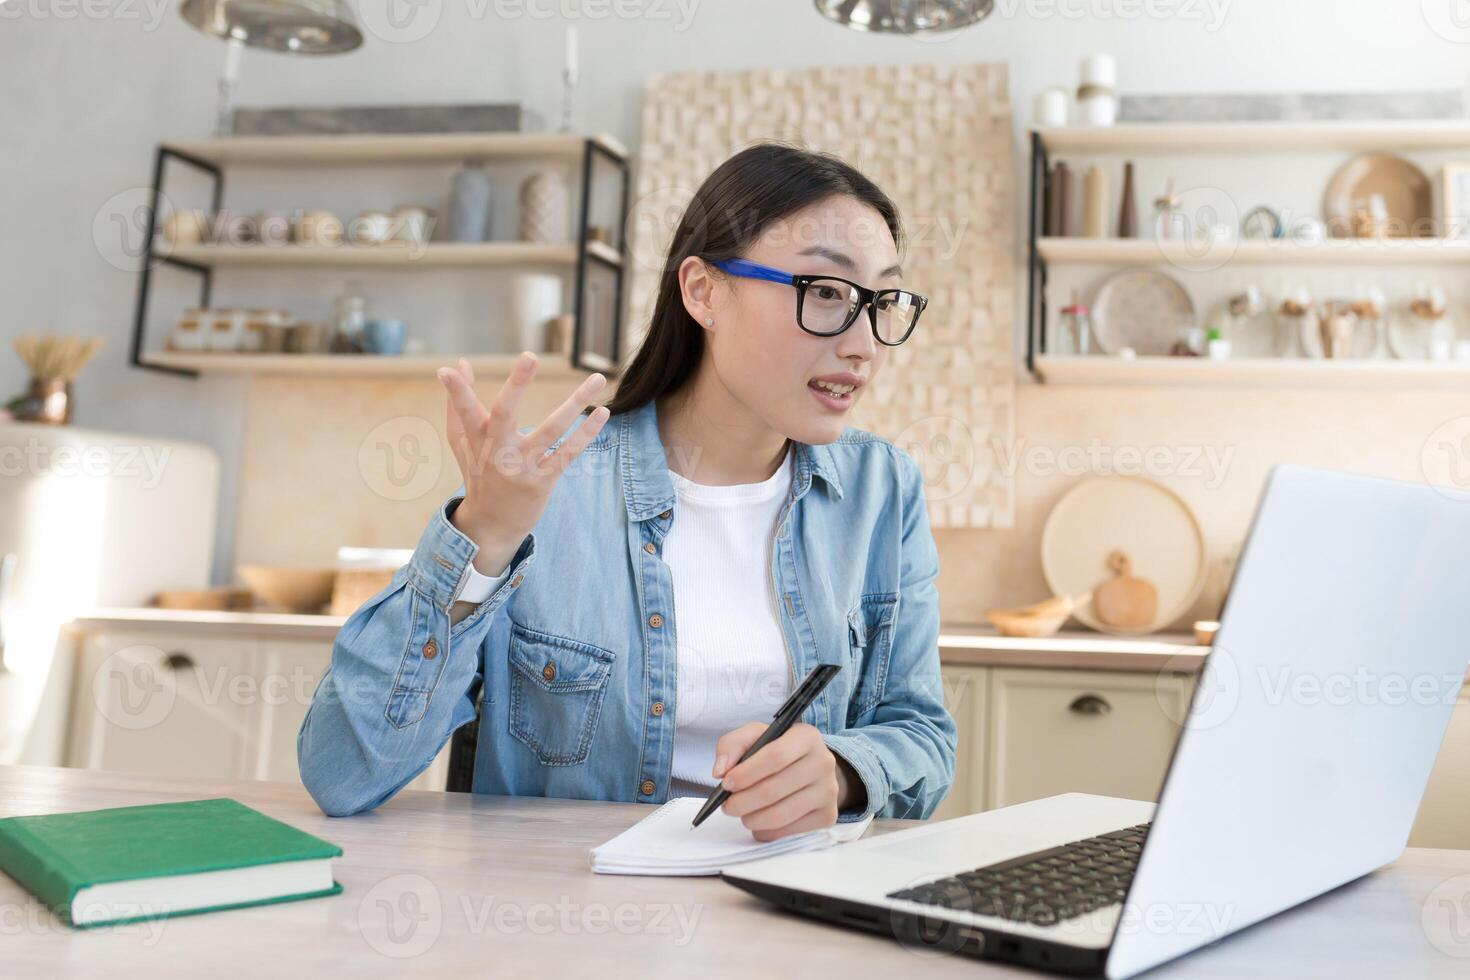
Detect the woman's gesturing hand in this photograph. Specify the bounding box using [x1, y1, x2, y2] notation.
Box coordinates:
[712, 722, 865, 841]
[437, 353, 610, 574]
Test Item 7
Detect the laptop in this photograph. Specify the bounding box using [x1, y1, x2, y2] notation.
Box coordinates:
[723, 464, 1470, 977]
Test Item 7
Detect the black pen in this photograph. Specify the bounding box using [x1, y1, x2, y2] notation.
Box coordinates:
[691, 663, 843, 829]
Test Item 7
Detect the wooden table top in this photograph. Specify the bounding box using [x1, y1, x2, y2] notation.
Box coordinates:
[3, 765, 1469, 978]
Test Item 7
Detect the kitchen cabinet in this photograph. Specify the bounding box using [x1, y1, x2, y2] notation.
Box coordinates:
[70, 633, 256, 779]
[986, 667, 1195, 809]
[932, 662, 1194, 821]
[932, 630, 1470, 849]
[930, 665, 989, 822]
[67, 626, 447, 792]
[250, 640, 333, 784]
[1410, 683, 1470, 848]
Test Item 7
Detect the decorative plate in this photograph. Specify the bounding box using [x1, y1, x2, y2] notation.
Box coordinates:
[1041, 476, 1208, 636]
[1091, 269, 1196, 356]
[1323, 154, 1433, 239]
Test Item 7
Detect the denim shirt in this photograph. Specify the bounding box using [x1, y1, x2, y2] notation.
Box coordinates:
[298, 398, 956, 821]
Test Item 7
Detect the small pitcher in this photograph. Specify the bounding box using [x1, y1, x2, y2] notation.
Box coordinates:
[21, 377, 72, 425]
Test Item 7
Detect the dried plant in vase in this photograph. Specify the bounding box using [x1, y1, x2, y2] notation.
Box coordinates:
[7, 333, 103, 425]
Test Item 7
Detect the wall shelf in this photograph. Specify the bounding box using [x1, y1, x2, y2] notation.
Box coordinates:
[1037, 236, 1470, 266]
[1036, 355, 1470, 388]
[1025, 122, 1470, 379]
[159, 240, 622, 269]
[161, 132, 628, 166]
[133, 134, 630, 379]
[140, 352, 590, 379]
[1035, 121, 1470, 155]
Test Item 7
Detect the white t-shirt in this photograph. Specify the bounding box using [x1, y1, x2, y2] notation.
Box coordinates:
[455, 445, 796, 796]
[665, 444, 795, 797]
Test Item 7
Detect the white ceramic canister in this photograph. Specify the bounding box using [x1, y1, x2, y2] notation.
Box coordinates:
[1077, 54, 1118, 127]
[510, 273, 564, 353]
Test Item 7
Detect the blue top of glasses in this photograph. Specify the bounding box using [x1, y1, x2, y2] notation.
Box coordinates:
[714, 258, 797, 285]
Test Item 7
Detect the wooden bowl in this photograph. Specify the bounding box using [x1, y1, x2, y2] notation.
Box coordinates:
[1193, 620, 1220, 646]
[986, 608, 1070, 638]
[238, 566, 337, 614]
[153, 587, 254, 611]
[985, 592, 1090, 638]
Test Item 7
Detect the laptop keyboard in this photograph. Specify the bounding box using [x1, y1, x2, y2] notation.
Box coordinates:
[886, 823, 1151, 927]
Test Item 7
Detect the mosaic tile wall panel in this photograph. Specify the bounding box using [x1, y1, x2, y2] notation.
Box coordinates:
[627, 63, 1016, 528]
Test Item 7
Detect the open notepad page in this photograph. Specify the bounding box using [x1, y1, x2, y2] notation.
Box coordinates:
[590, 796, 874, 876]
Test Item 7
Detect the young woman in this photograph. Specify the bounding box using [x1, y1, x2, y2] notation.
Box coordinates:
[299, 142, 956, 840]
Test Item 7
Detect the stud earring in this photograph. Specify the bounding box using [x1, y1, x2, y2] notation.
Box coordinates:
[704, 316, 714, 326]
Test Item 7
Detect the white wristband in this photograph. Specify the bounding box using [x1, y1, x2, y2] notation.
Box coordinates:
[457, 556, 514, 604]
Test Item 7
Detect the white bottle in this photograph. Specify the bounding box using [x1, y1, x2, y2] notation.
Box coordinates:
[334, 280, 367, 348]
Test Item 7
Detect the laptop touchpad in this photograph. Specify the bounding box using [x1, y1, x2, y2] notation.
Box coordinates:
[867, 825, 1048, 871]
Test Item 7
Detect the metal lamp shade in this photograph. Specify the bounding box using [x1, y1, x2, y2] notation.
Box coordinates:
[813, 0, 994, 33]
[179, 0, 364, 54]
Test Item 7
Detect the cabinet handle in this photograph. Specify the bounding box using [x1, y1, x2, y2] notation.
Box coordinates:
[1069, 693, 1111, 716]
[164, 651, 195, 671]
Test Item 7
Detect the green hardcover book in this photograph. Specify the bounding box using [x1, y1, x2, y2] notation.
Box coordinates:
[0, 797, 343, 928]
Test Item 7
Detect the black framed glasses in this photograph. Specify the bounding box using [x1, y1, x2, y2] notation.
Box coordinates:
[714, 258, 928, 346]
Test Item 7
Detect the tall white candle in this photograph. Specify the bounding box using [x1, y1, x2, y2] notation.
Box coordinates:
[1080, 53, 1115, 88]
[223, 38, 243, 85]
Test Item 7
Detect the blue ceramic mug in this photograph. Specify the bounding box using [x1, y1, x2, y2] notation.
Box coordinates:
[363, 319, 407, 355]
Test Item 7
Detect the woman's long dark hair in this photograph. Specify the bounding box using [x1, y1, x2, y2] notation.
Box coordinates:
[598, 142, 904, 418]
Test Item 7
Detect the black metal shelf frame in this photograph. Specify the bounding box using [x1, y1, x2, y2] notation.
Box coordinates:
[1025, 130, 1050, 378]
[572, 138, 632, 377]
[131, 146, 222, 378]
[129, 137, 632, 379]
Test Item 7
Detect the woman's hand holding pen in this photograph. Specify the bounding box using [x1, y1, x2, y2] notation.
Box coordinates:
[712, 722, 864, 842]
[437, 353, 610, 575]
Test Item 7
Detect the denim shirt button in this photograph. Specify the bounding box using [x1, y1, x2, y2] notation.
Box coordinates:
[639, 779, 656, 796]
[643, 541, 656, 554]
[648, 613, 664, 628]
[659, 509, 671, 520]
[542, 661, 556, 682]
[650, 701, 665, 716]
[422, 637, 438, 659]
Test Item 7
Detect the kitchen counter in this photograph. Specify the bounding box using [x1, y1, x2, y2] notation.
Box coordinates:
[70, 607, 350, 642]
[71, 608, 1209, 671]
[936, 624, 1208, 671]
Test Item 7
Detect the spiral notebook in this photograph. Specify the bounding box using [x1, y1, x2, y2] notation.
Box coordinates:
[590, 796, 874, 876]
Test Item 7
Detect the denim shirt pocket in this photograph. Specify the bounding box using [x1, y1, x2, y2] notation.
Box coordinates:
[507, 623, 616, 766]
[847, 593, 899, 719]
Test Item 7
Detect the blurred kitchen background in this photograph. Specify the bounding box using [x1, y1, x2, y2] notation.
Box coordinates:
[2, 2, 1467, 845]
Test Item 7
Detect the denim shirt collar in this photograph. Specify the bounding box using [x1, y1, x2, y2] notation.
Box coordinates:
[616, 398, 844, 522]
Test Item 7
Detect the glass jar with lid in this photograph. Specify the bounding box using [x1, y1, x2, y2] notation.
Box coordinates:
[171, 308, 208, 351]
[1056, 294, 1092, 355]
[1152, 180, 1185, 241]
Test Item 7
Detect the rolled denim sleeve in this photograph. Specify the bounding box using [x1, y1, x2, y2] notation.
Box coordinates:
[297, 493, 536, 817]
[822, 450, 957, 822]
